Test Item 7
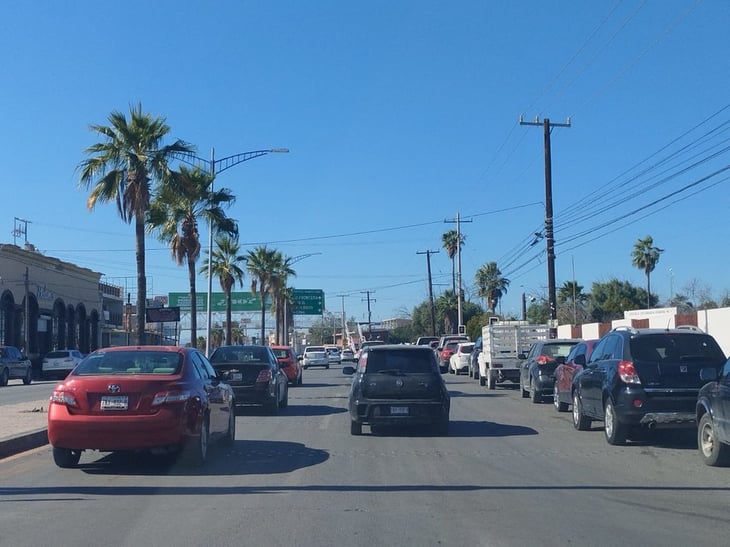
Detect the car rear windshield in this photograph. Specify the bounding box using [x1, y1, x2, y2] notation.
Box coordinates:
[73, 351, 182, 375]
[46, 351, 71, 359]
[541, 343, 577, 358]
[630, 333, 726, 363]
[210, 347, 270, 364]
[364, 349, 436, 373]
[272, 349, 290, 359]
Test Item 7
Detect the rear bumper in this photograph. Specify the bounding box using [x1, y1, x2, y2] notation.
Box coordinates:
[349, 398, 449, 425]
[613, 390, 699, 428]
[230, 384, 275, 405]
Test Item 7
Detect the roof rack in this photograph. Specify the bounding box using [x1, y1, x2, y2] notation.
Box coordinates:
[675, 325, 704, 333]
[612, 326, 638, 334]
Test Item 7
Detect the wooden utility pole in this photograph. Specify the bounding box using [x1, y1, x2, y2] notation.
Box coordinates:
[417, 249, 439, 336]
[361, 290, 376, 338]
[520, 116, 571, 338]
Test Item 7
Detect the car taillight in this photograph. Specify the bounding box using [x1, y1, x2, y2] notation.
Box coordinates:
[50, 390, 78, 407]
[256, 369, 272, 382]
[152, 390, 191, 406]
[618, 360, 641, 384]
[536, 356, 551, 365]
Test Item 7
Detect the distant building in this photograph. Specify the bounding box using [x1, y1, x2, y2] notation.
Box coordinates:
[380, 317, 412, 330]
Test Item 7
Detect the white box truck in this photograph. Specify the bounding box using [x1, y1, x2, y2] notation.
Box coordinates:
[478, 320, 548, 389]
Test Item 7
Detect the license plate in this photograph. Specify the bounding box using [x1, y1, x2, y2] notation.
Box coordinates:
[390, 406, 409, 415]
[229, 373, 243, 382]
[100, 395, 128, 410]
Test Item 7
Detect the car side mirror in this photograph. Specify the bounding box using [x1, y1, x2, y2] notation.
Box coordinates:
[700, 367, 718, 382]
[518, 353, 527, 360]
[342, 366, 356, 375]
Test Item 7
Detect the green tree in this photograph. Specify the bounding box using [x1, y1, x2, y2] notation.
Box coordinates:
[441, 230, 465, 293]
[435, 290, 459, 334]
[631, 236, 664, 309]
[78, 103, 193, 344]
[269, 257, 296, 345]
[589, 278, 652, 322]
[149, 165, 237, 348]
[246, 246, 285, 344]
[475, 261, 510, 313]
[205, 234, 246, 347]
[557, 280, 588, 325]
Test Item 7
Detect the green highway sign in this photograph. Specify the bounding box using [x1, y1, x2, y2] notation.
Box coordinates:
[168, 291, 271, 313]
[291, 289, 325, 315]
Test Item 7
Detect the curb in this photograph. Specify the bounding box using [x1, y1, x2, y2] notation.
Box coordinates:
[0, 428, 49, 460]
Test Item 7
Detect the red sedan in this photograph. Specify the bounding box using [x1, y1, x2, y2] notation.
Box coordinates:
[270, 344, 303, 386]
[47, 346, 236, 468]
[553, 339, 598, 412]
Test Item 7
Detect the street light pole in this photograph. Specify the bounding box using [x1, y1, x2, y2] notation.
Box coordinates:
[177, 147, 288, 356]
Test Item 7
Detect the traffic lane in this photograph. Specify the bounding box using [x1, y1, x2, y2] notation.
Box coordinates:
[0, 379, 57, 406]
[1, 367, 729, 547]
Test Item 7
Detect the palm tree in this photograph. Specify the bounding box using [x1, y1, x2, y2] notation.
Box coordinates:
[558, 281, 587, 325]
[148, 166, 237, 348]
[269, 259, 296, 345]
[77, 103, 193, 345]
[205, 234, 246, 347]
[631, 236, 664, 309]
[435, 290, 459, 334]
[441, 230, 465, 293]
[475, 262, 510, 314]
[246, 246, 281, 344]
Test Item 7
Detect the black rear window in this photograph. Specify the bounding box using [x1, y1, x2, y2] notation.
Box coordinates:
[365, 350, 436, 373]
[210, 347, 270, 364]
[630, 334, 725, 363]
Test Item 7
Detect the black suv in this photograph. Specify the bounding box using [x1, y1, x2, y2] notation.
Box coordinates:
[696, 357, 730, 466]
[519, 339, 580, 403]
[572, 327, 726, 445]
[342, 344, 450, 436]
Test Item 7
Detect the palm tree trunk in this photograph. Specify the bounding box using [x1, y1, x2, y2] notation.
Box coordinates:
[135, 218, 146, 345]
[260, 299, 266, 345]
[225, 290, 232, 346]
[187, 256, 197, 348]
[646, 272, 651, 309]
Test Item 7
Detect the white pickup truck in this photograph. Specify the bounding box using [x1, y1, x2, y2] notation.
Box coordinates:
[478, 320, 548, 389]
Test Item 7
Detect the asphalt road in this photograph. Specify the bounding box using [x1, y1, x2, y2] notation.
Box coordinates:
[1, 366, 729, 547]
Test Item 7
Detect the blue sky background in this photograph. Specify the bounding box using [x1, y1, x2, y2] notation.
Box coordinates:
[1, 0, 728, 333]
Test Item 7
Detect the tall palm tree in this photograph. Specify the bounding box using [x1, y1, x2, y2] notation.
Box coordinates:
[77, 103, 193, 345]
[475, 261, 510, 314]
[246, 246, 281, 344]
[558, 281, 587, 325]
[441, 230, 465, 293]
[631, 235, 664, 309]
[269, 258, 296, 345]
[149, 166, 237, 348]
[205, 234, 246, 347]
[435, 290, 459, 335]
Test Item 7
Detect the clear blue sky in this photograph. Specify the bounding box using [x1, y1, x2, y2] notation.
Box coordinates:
[1, 0, 728, 330]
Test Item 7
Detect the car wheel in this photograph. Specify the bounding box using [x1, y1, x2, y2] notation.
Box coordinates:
[520, 376, 529, 398]
[223, 407, 236, 447]
[281, 385, 289, 409]
[698, 413, 730, 466]
[436, 417, 450, 436]
[479, 375, 486, 387]
[350, 420, 362, 435]
[487, 373, 496, 390]
[298, 371, 303, 386]
[184, 417, 209, 466]
[554, 384, 568, 412]
[326, 365, 330, 369]
[0, 367, 8, 386]
[603, 399, 628, 445]
[52, 447, 82, 468]
[303, 365, 308, 370]
[572, 391, 592, 431]
[266, 394, 280, 415]
[530, 380, 542, 404]
[23, 367, 32, 385]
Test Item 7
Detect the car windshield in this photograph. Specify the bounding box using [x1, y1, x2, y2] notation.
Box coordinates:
[73, 351, 182, 375]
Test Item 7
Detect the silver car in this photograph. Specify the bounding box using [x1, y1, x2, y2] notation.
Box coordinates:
[302, 346, 329, 369]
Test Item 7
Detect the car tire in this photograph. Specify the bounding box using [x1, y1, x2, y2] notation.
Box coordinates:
[297, 372, 303, 386]
[698, 413, 730, 466]
[530, 380, 541, 404]
[520, 377, 529, 398]
[52, 447, 82, 468]
[223, 407, 236, 447]
[479, 375, 486, 387]
[436, 417, 450, 436]
[603, 399, 628, 445]
[266, 393, 280, 415]
[554, 384, 568, 412]
[572, 391, 592, 431]
[350, 420, 362, 435]
[23, 367, 32, 385]
[281, 385, 289, 409]
[0, 367, 8, 386]
[487, 373, 496, 390]
[303, 365, 309, 370]
[184, 417, 209, 466]
[326, 365, 330, 369]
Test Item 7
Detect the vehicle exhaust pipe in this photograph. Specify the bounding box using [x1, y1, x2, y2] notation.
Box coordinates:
[646, 421, 657, 430]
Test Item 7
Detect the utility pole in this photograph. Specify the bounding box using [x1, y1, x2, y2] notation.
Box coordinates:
[520, 116, 571, 338]
[417, 249, 439, 336]
[337, 294, 348, 347]
[445, 213, 471, 334]
[361, 290, 375, 338]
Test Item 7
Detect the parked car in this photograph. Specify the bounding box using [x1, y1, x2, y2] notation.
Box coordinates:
[572, 327, 726, 445]
[325, 346, 341, 365]
[340, 348, 356, 362]
[41, 349, 85, 380]
[449, 342, 475, 375]
[209, 345, 288, 414]
[517, 338, 580, 403]
[696, 357, 730, 466]
[438, 340, 462, 373]
[0, 345, 32, 386]
[301, 346, 330, 369]
[47, 345, 235, 468]
[553, 339, 598, 412]
[354, 339, 386, 360]
[270, 344, 302, 386]
[415, 336, 440, 346]
[342, 344, 450, 435]
[519, 339, 581, 403]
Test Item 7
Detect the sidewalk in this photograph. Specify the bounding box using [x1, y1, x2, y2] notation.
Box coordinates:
[0, 399, 50, 459]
